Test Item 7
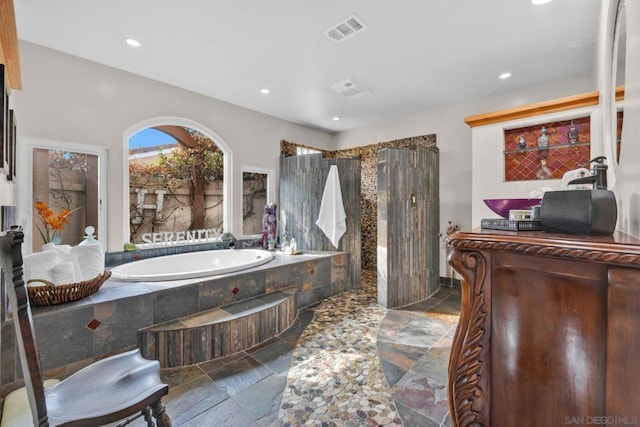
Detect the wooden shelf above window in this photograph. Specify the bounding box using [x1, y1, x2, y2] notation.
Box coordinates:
[0, 0, 22, 90]
[465, 87, 625, 128]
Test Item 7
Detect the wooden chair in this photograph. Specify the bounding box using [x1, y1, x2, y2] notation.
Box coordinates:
[0, 227, 172, 426]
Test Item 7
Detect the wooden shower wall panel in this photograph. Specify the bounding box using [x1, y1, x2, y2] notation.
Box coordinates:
[280, 154, 361, 289]
[281, 136, 437, 273]
[377, 146, 439, 308]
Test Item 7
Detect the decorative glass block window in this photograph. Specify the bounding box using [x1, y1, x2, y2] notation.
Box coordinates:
[295, 146, 322, 155]
[503, 116, 591, 181]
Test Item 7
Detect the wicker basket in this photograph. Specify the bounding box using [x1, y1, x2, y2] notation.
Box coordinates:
[26, 270, 111, 306]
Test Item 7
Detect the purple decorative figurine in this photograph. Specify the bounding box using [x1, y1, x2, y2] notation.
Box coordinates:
[262, 204, 278, 249]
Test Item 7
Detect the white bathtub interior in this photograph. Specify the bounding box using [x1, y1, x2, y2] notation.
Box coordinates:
[110, 249, 274, 281]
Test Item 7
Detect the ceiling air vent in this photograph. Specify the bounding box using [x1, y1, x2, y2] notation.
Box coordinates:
[331, 78, 371, 99]
[325, 14, 368, 43]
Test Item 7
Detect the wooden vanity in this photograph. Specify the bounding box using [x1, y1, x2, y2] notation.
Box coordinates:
[446, 229, 640, 427]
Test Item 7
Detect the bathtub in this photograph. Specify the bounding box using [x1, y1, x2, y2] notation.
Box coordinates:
[110, 249, 274, 282]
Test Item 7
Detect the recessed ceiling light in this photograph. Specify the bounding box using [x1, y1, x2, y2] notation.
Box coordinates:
[499, 72, 512, 79]
[260, 88, 270, 94]
[531, 0, 552, 5]
[125, 38, 141, 47]
[332, 116, 341, 121]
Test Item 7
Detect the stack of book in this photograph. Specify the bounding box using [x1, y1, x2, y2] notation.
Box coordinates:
[480, 218, 542, 231]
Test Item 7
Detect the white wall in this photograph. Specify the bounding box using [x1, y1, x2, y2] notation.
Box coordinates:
[0, 178, 11, 208]
[11, 41, 334, 251]
[0, 96, 16, 207]
[334, 75, 595, 277]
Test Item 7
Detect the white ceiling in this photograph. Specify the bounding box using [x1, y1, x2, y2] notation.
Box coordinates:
[14, 0, 602, 133]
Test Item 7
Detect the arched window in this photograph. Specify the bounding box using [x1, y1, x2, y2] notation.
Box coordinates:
[124, 118, 232, 246]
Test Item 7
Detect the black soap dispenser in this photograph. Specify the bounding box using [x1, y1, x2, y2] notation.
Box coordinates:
[540, 157, 617, 235]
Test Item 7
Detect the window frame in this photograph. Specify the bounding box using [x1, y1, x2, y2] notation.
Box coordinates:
[240, 165, 275, 238]
[19, 137, 108, 254]
[123, 118, 233, 247]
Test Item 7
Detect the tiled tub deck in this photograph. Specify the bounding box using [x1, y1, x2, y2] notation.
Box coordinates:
[0, 250, 353, 396]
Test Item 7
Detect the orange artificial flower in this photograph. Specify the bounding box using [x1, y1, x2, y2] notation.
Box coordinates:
[34, 201, 80, 243]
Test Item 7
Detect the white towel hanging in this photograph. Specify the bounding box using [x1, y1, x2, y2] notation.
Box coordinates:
[316, 165, 347, 248]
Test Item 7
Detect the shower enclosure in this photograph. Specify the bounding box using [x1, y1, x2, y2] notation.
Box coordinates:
[377, 145, 439, 308]
[279, 153, 361, 289]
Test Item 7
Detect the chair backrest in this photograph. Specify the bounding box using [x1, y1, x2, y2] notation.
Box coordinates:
[0, 226, 49, 426]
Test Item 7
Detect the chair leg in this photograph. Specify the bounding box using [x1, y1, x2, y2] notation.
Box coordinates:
[142, 407, 154, 427]
[151, 399, 172, 427]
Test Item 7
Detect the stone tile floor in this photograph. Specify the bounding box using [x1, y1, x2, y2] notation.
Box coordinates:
[134, 272, 461, 427]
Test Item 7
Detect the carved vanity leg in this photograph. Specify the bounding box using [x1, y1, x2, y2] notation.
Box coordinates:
[447, 247, 491, 427]
[151, 400, 172, 427]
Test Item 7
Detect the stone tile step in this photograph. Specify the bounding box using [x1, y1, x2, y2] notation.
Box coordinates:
[138, 288, 297, 368]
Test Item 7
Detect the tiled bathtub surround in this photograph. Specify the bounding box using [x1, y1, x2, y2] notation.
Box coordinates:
[0, 250, 352, 395]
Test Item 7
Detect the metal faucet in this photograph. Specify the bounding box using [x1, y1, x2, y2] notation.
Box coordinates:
[221, 232, 236, 248]
[568, 156, 609, 190]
